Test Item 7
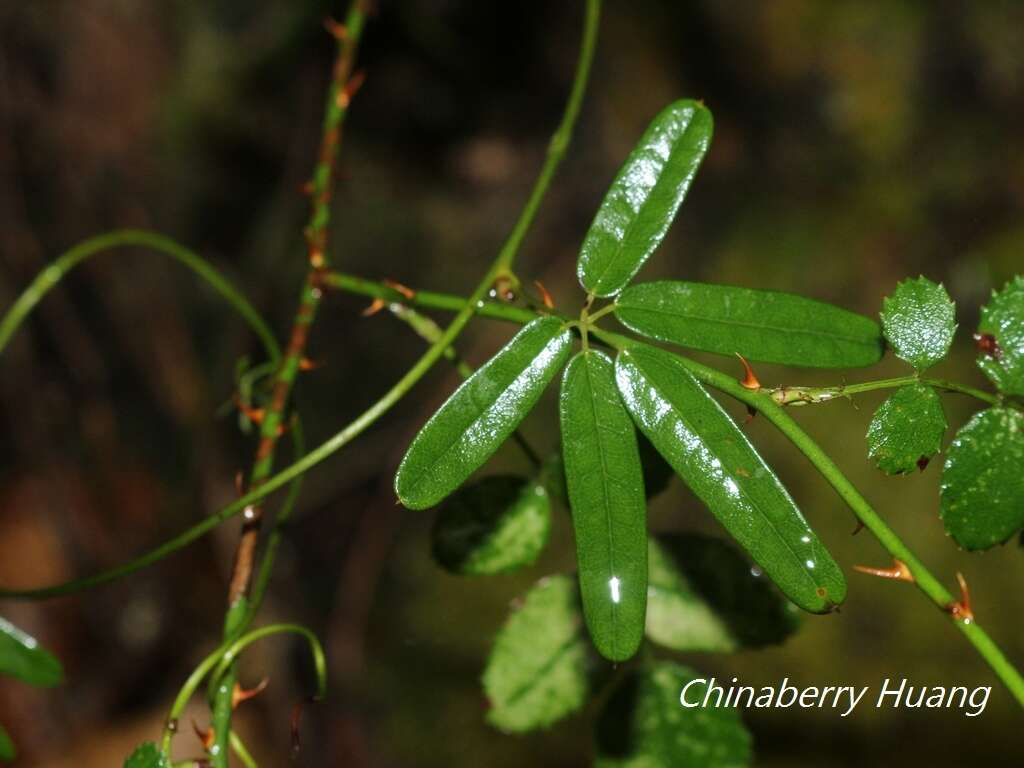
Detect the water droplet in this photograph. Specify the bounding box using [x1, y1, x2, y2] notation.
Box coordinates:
[609, 576, 622, 604]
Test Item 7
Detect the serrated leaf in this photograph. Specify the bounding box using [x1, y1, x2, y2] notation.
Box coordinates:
[646, 534, 799, 653]
[482, 575, 590, 733]
[977, 276, 1024, 395]
[940, 407, 1024, 550]
[395, 317, 573, 509]
[577, 100, 713, 298]
[880, 277, 957, 370]
[431, 475, 551, 575]
[0, 617, 62, 688]
[615, 281, 883, 368]
[123, 742, 169, 768]
[615, 344, 846, 613]
[560, 350, 648, 662]
[595, 661, 752, 768]
[866, 384, 947, 475]
[0, 725, 13, 762]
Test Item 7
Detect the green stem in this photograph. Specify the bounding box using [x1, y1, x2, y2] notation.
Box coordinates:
[771, 374, 1002, 407]
[0, 228, 281, 363]
[229, 731, 258, 768]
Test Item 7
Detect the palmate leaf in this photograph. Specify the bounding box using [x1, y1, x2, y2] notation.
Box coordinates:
[595, 661, 751, 768]
[0, 617, 62, 688]
[123, 742, 169, 768]
[977, 276, 1024, 395]
[395, 317, 573, 509]
[577, 100, 713, 298]
[879, 277, 957, 370]
[614, 344, 846, 613]
[431, 475, 551, 575]
[940, 407, 1024, 550]
[615, 281, 883, 368]
[560, 350, 647, 662]
[866, 384, 947, 475]
[646, 534, 799, 653]
[482, 575, 591, 733]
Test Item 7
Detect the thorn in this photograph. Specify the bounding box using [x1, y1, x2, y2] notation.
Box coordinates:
[232, 677, 269, 710]
[234, 471, 245, 496]
[383, 278, 416, 300]
[192, 719, 215, 751]
[324, 18, 348, 39]
[916, 456, 930, 472]
[533, 280, 555, 309]
[492, 274, 517, 302]
[233, 395, 265, 425]
[735, 353, 761, 390]
[336, 70, 366, 109]
[299, 357, 323, 371]
[743, 404, 757, 424]
[973, 332, 1002, 360]
[853, 558, 914, 583]
[309, 249, 325, 269]
[851, 519, 865, 536]
[946, 572, 974, 623]
[361, 297, 386, 317]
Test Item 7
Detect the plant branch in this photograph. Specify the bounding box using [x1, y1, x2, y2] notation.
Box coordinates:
[769, 374, 1002, 407]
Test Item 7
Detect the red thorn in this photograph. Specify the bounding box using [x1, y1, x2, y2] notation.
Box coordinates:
[234, 395, 266, 425]
[234, 471, 245, 496]
[192, 719, 215, 751]
[533, 280, 555, 310]
[324, 18, 348, 39]
[916, 456, 930, 472]
[851, 519, 866, 536]
[383, 278, 416, 300]
[361, 297, 386, 317]
[853, 558, 914, 583]
[232, 677, 269, 710]
[947, 572, 974, 623]
[735, 353, 761, 390]
[743, 404, 757, 424]
[299, 357, 323, 372]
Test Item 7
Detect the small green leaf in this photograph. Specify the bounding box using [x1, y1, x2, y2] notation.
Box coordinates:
[646, 534, 799, 653]
[615, 344, 846, 613]
[616, 281, 884, 368]
[866, 384, 947, 475]
[560, 350, 648, 662]
[431, 475, 551, 575]
[880, 277, 957, 370]
[940, 407, 1024, 550]
[123, 742, 169, 768]
[578, 100, 713, 298]
[482, 575, 590, 733]
[0, 725, 13, 762]
[0, 617, 62, 688]
[595, 661, 752, 768]
[395, 317, 573, 509]
[977, 276, 1024, 395]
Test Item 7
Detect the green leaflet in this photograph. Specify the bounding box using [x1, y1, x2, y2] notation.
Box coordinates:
[977, 276, 1024, 395]
[577, 100, 713, 298]
[482, 575, 590, 733]
[595, 661, 752, 768]
[646, 535, 799, 653]
[615, 281, 883, 368]
[940, 407, 1024, 550]
[123, 743, 169, 768]
[395, 317, 572, 509]
[0, 617, 62, 688]
[866, 384, 947, 475]
[880, 277, 957, 370]
[431, 475, 551, 575]
[614, 345, 846, 613]
[560, 350, 648, 662]
[0, 725, 12, 762]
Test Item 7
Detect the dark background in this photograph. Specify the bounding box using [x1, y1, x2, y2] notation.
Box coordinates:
[1, 0, 1023, 765]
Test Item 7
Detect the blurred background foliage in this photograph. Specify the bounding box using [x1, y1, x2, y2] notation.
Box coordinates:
[1, 0, 1023, 765]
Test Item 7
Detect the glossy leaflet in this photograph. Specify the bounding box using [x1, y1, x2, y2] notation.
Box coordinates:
[977, 276, 1024, 395]
[866, 384, 947, 475]
[880, 277, 956, 370]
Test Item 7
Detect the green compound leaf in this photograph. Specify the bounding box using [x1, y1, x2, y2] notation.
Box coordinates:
[866, 384, 947, 475]
[560, 350, 648, 662]
[0, 617, 62, 688]
[615, 344, 846, 613]
[616, 281, 883, 368]
[595, 661, 752, 768]
[578, 100, 713, 298]
[482, 575, 591, 733]
[880, 277, 957, 370]
[123, 742, 169, 768]
[431, 475, 551, 575]
[977, 276, 1024, 395]
[0, 725, 13, 762]
[395, 317, 573, 509]
[646, 534, 799, 653]
[940, 407, 1024, 550]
